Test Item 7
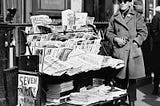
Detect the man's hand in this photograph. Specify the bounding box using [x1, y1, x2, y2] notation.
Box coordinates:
[114, 37, 127, 47]
[133, 41, 139, 47]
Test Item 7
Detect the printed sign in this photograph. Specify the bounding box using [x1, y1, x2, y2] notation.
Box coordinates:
[18, 74, 39, 106]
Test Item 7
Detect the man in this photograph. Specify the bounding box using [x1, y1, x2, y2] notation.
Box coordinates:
[106, 0, 148, 106]
[151, 6, 160, 96]
[133, 0, 143, 14]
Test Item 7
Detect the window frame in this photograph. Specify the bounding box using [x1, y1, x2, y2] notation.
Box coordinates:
[32, 0, 71, 18]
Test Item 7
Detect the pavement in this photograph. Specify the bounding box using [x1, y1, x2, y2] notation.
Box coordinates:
[135, 84, 160, 106]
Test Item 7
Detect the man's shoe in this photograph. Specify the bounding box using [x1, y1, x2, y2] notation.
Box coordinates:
[152, 90, 159, 96]
[129, 101, 135, 106]
[118, 102, 129, 106]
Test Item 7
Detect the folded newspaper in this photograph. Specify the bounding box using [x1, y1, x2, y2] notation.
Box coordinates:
[42, 55, 72, 76]
[30, 15, 52, 33]
[67, 85, 126, 105]
[40, 48, 124, 76]
[102, 56, 125, 69]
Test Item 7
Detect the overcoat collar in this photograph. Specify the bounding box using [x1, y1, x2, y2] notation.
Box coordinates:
[114, 7, 136, 30]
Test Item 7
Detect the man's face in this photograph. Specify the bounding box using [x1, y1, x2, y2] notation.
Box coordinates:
[118, 0, 131, 11]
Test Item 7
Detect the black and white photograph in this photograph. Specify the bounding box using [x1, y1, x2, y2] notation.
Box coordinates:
[0, 0, 160, 106]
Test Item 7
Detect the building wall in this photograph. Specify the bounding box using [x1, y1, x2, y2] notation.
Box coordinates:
[2, 0, 159, 23]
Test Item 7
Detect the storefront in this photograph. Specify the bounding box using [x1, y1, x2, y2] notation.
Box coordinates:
[0, 0, 156, 23]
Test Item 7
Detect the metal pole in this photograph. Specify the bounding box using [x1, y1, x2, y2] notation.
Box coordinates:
[145, 0, 150, 22]
[21, 0, 24, 23]
[142, 0, 145, 17]
[3, 0, 6, 22]
[153, 0, 156, 16]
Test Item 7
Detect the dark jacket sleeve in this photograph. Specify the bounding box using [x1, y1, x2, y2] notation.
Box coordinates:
[105, 16, 117, 45]
[151, 14, 160, 43]
[134, 13, 148, 46]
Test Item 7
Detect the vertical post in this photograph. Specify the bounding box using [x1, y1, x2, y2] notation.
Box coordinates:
[3, 0, 6, 22]
[15, 27, 19, 57]
[153, 0, 156, 16]
[26, 0, 32, 23]
[94, 0, 99, 21]
[0, 26, 8, 106]
[145, 0, 150, 22]
[11, 0, 13, 8]
[21, 0, 24, 23]
[142, 0, 145, 17]
[9, 46, 14, 68]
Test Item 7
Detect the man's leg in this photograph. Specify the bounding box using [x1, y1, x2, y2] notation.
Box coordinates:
[114, 78, 128, 105]
[128, 79, 137, 106]
[152, 73, 160, 95]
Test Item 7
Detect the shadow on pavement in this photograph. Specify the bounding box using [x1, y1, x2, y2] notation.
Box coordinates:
[137, 84, 160, 106]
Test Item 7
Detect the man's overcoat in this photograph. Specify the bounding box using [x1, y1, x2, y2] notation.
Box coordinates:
[151, 12, 160, 73]
[106, 8, 148, 79]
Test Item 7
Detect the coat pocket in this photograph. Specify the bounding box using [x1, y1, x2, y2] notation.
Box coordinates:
[130, 44, 142, 58]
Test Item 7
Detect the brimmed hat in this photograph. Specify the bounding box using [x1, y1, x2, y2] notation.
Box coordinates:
[155, 6, 160, 12]
[118, 0, 132, 2]
[134, 0, 142, 5]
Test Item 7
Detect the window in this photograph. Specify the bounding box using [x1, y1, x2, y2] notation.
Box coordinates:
[0, 0, 1, 14]
[84, 0, 113, 22]
[0, 0, 3, 22]
[32, 0, 71, 18]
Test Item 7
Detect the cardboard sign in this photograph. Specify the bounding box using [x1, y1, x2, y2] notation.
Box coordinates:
[18, 74, 39, 106]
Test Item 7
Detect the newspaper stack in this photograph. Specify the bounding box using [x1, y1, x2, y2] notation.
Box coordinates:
[46, 80, 74, 102]
[68, 85, 127, 105]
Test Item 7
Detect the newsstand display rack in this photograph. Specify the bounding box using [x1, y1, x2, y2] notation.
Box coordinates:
[3, 10, 127, 106]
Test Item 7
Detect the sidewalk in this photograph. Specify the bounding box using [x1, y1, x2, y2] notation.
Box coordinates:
[136, 84, 160, 106]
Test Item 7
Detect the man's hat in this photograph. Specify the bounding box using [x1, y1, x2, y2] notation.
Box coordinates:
[134, 0, 143, 5]
[118, 0, 132, 2]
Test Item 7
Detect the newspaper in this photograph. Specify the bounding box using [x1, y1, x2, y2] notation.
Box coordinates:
[42, 55, 72, 76]
[77, 53, 103, 70]
[30, 15, 52, 33]
[102, 56, 125, 69]
[30, 15, 52, 25]
[40, 47, 74, 75]
[67, 85, 126, 105]
[64, 38, 101, 54]
[66, 51, 103, 74]
[62, 9, 75, 29]
[75, 13, 88, 26]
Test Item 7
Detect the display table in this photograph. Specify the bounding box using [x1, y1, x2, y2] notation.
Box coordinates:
[40, 67, 124, 106]
[60, 94, 127, 106]
[1, 16, 125, 106]
[45, 84, 127, 106]
[3, 66, 124, 106]
[45, 93, 127, 106]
